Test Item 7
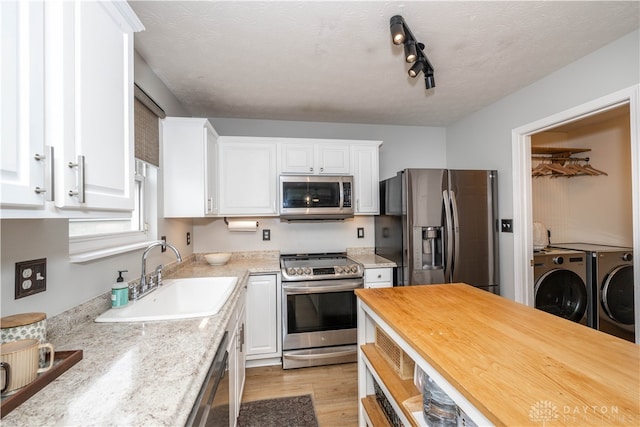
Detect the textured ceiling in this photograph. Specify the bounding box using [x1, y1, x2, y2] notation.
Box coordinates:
[129, 1, 639, 127]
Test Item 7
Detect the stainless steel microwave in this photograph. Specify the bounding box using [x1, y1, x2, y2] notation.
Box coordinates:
[279, 175, 354, 220]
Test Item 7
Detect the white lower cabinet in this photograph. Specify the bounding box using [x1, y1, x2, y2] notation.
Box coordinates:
[246, 274, 282, 366]
[228, 293, 246, 427]
[364, 268, 393, 288]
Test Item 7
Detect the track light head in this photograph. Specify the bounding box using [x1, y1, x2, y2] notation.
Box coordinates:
[425, 68, 436, 89]
[390, 15, 405, 45]
[408, 60, 424, 78]
[404, 40, 418, 63]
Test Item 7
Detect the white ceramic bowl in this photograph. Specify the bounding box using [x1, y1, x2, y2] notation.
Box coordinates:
[205, 252, 232, 266]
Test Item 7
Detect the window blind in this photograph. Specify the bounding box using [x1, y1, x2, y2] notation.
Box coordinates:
[134, 84, 165, 167]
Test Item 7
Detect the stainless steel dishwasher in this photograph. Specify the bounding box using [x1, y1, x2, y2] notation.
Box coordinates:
[185, 332, 230, 427]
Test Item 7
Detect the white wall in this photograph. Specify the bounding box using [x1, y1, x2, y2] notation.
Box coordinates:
[193, 216, 375, 254]
[0, 53, 191, 318]
[446, 30, 640, 300]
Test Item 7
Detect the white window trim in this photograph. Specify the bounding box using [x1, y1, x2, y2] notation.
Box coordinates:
[69, 160, 158, 263]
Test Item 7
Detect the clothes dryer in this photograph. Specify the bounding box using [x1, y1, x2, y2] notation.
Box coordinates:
[533, 249, 590, 326]
[551, 243, 634, 342]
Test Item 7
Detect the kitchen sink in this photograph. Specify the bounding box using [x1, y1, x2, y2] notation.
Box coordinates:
[95, 276, 238, 322]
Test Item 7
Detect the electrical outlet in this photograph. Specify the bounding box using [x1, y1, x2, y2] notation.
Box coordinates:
[15, 258, 47, 299]
[161, 236, 167, 252]
[263, 229, 271, 241]
[357, 227, 365, 238]
[501, 219, 513, 233]
[186, 232, 191, 245]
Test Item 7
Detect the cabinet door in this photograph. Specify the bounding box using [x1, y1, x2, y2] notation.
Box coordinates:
[228, 324, 239, 427]
[246, 275, 279, 357]
[163, 117, 218, 217]
[228, 300, 246, 427]
[236, 304, 246, 415]
[280, 142, 315, 174]
[205, 125, 218, 215]
[1, 1, 47, 208]
[46, 1, 139, 211]
[316, 144, 350, 174]
[351, 144, 380, 214]
[218, 139, 278, 215]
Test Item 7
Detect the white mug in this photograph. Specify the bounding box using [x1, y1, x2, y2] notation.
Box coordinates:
[0, 339, 54, 395]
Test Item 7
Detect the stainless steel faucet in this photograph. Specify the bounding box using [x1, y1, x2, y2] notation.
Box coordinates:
[135, 241, 182, 299]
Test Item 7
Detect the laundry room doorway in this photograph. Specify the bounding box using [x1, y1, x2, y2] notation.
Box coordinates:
[511, 85, 640, 343]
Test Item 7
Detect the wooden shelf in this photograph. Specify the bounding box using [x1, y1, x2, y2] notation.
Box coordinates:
[361, 396, 392, 427]
[361, 343, 421, 427]
[531, 146, 590, 156]
[1, 350, 83, 419]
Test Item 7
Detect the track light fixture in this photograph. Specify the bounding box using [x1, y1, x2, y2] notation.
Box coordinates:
[389, 15, 435, 90]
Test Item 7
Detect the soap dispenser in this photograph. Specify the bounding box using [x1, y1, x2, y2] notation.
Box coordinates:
[111, 270, 129, 308]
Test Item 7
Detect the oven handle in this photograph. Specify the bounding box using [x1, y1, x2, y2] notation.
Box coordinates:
[283, 348, 357, 360]
[283, 279, 363, 294]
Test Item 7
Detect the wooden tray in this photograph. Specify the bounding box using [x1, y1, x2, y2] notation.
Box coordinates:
[1, 349, 83, 419]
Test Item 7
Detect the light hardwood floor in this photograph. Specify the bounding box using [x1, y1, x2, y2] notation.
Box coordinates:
[241, 362, 359, 426]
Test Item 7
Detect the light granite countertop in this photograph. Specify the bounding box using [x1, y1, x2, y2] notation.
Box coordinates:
[1, 249, 393, 426]
[348, 253, 396, 268]
[1, 252, 280, 427]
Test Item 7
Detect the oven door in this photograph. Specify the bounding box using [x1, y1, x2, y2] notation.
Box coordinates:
[282, 278, 362, 351]
[282, 278, 362, 369]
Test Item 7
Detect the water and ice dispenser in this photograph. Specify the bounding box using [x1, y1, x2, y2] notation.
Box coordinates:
[413, 226, 443, 270]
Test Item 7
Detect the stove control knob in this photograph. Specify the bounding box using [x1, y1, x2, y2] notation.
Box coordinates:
[296, 268, 304, 275]
[350, 265, 359, 273]
[622, 253, 633, 262]
[335, 266, 344, 274]
[287, 268, 297, 276]
[304, 267, 312, 275]
[552, 256, 564, 265]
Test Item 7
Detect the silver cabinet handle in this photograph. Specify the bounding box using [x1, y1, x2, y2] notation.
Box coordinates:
[68, 154, 85, 203]
[34, 146, 55, 201]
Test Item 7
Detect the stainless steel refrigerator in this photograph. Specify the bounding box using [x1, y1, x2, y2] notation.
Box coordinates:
[375, 169, 499, 293]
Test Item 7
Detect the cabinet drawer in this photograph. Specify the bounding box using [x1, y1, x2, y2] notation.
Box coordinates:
[365, 268, 391, 283]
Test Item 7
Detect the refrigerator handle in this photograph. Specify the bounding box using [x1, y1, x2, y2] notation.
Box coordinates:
[442, 190, 453, 282]
[450, 190, 461, 282]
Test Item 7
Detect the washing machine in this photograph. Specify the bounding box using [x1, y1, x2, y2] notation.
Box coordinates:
[551, 243, 634, 342]
[533, 249, 590, 326]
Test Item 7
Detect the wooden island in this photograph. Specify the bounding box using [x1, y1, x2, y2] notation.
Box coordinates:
[355, 283, 639, 427]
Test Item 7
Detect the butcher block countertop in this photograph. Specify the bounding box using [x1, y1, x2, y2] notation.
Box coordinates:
[355, 283, 639, 426]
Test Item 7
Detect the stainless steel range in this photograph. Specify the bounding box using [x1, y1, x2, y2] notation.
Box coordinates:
[280, 252, 364, 369]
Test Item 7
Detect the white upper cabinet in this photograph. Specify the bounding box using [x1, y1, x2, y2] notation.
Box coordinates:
[1, 1, 47, 209]
[351, 142, 381, 214]
[218, 137, 278, 216]
[46, 1, 142, 212]
[1, 1, 142, 217]
[280, 141, 350, 174]
[162, 118, 219, 217]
